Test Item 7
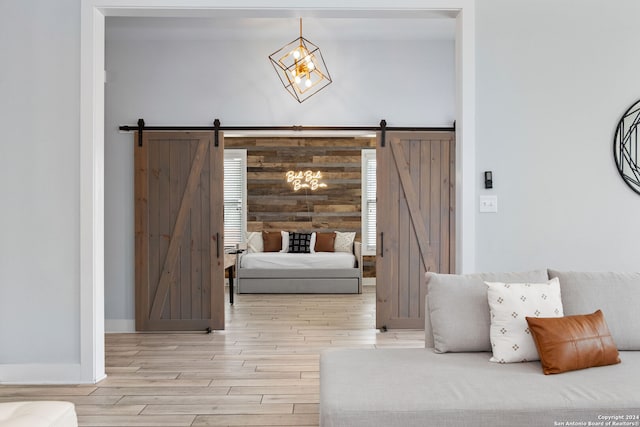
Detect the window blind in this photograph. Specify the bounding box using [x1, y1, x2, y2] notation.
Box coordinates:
[361, 150, 377, 254]
[224, 150, 247, 248]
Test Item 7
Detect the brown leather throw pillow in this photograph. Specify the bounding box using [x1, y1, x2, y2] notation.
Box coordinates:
[262, 231, 282, 252]
[315, 232, 336, 252]
[526, 310, 620, 375]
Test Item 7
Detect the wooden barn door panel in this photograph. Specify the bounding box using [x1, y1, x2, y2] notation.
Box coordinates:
[135, 131, 224, 331]
[376, 131, 455, 329]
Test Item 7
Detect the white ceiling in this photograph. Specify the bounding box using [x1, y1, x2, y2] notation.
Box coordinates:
[106, 15, 456, 42]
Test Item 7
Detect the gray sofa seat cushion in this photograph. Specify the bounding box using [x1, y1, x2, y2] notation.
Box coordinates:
[320, 348, 640, 427]
[425, 270, 548, 352]
[549, 270, 640, 350]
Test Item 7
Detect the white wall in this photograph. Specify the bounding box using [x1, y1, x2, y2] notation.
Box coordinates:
[104, 27, 456, 328]
[0, 0, 80, 366]
[475, 0, 640, 272]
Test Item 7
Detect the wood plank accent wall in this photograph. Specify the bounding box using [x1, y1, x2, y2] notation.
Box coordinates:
[225, 137, 376, 277]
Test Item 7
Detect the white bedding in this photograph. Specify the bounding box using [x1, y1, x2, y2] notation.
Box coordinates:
[240, 252, 356, 269]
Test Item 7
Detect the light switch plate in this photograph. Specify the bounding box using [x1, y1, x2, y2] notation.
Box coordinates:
[479, 195, 498, 213]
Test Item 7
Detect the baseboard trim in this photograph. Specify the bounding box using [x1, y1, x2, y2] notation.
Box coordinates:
[105, 318, 135, 333]
[0, 363, 105, 385]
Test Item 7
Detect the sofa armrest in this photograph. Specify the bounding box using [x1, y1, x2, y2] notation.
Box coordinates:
[354, 241, 363, 294]
[353, 241, 362, 268]
[353, 241, 362, 266]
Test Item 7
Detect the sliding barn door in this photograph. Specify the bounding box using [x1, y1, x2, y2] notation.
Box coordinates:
[376, 131, 455, 329]
[135, 131, 225, 331]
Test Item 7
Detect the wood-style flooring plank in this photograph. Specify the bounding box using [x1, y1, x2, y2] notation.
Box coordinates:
[118, 395, 263, 405]
[294, 403, 319, 414]
[262, 394, 319, 404]
[74, 404, 145, 415]
[141, 403, 293, 415]
[77, 414, 195, 426]
[191, 413, 319, 426]
[89, 386, 230, 396]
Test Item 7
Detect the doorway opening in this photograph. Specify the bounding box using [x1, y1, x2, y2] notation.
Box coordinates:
[85, 2, 476, 384]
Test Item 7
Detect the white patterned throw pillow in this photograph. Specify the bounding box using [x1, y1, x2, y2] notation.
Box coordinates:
[246, 231, 263, 253]
[485, 277, 563, 363]
[334, 231, 356, 253]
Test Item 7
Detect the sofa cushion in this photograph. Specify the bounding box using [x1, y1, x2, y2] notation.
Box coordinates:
[425, 270, 549, 352]
[334, 231, 355, 253]
[279, 231, 289, 253]
[246, 231, 263, 253]
[526, 310, 620, 375]
[321, 348, 640, 427]
[548, 270, 640, 350]
[486, 278, 563, 363]
[262, 230, 282, 252]
[314, 232, 336, 253]
[288, 232, 312, 253]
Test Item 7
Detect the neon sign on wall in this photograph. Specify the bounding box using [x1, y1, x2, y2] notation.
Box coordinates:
[286, 170, 328, 191]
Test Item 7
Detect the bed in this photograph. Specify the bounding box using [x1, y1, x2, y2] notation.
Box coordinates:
[235, 238, 363, 294]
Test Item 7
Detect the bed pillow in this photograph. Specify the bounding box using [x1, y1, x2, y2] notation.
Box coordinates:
[486, 278, 563, 363]
[280, 231, 289, 253]
[425, 270, 549, 353]
[526, 310, 620, 375]
[246, 231, 263, 253]
[288, 232, 312, 253]
[313, 232, 336, 253]
[262, 231, 282, 252]
[309, 232, 317, 253]
[334, 231, 356, 253]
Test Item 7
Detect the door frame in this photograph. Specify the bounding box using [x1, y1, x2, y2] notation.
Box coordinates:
[79, 0, 476, 383]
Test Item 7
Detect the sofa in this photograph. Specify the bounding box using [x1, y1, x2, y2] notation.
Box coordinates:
[320, 270, 640, 427]
[236, 230, 363, 294]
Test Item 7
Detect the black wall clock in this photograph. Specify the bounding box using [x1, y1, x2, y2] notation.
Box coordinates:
[614, 99, 640, 195]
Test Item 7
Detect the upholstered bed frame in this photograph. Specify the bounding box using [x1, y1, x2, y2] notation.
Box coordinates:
[235, 242, 363, 294]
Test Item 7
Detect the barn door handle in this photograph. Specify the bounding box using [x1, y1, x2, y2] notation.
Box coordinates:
[216, 232, 220, 258]
[380, 232, 384, 257]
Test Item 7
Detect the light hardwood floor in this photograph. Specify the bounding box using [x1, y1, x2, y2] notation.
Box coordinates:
[0, 287, 425, 426]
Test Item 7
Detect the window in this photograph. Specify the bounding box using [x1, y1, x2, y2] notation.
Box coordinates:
[361, 149, 376, 255]
[224, 149, 247, 248]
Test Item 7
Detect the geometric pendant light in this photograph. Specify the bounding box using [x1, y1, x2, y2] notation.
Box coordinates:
[268, 18, 332, 103]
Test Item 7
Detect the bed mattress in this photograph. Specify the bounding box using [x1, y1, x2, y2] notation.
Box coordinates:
[241, 252, 356, 269]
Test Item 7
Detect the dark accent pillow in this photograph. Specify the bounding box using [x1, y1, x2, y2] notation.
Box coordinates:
[526, 310, 620, 375]
[262, 231, 282, 252]
[315, 232, 336, 252]
[288, 232, 312, 253]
